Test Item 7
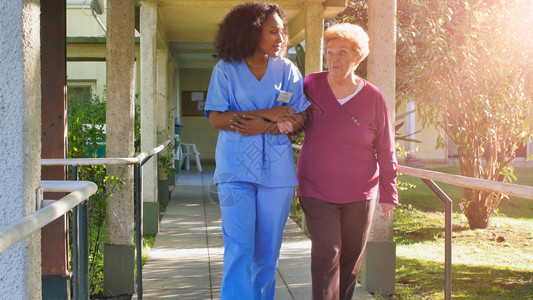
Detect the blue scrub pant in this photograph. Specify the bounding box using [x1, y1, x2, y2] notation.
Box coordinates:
[217, 182, 294, 300]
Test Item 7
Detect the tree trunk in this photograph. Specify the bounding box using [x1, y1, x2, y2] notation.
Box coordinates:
[461, 188, 491, 229]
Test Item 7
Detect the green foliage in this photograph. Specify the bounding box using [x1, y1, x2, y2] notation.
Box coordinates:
[289, 132, 304, 162]
[341, 0, 533, 229]
[139, 234, 156, 271]
[67, 88, 142, 293]
[294, 44, 306, 75]
[67, 88, 106, 158]
[158, 153, 174, 178]
[396, 0, 533, 229]
[67, 87, 123, 294]
[135, 103, 141, 153]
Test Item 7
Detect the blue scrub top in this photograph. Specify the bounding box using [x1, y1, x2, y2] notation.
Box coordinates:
[205, 56, 310, 187]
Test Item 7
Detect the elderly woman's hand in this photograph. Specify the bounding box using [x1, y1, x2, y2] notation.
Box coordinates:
[276, 120, 294, 134]
[379, 203, 395, 220]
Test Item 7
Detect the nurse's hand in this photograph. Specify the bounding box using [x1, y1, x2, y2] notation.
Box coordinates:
[258, 106, 296, 122]
[230, 113, 274, 136]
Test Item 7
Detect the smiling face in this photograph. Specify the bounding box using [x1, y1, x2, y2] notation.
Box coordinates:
[325, 38, 362, 79]
[256, 13, 285, 57]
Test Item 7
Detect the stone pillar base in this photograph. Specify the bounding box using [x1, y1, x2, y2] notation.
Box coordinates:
[360, 240, 396, 296]
[42, 274, 70, 300]
[158, 179, 169, 207]
[103, 244, 135, 297]
[143, 201, 159, 235]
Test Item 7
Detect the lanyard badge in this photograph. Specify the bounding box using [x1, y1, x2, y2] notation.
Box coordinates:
[276, 91, 292, 104]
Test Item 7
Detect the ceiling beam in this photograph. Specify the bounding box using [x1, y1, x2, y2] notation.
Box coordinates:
[166, 32, 215, 43]
[176, 57, 219, 69]
[170, 42, 215, 54]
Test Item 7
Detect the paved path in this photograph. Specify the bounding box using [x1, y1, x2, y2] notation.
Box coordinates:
[136, 168, 374, 299]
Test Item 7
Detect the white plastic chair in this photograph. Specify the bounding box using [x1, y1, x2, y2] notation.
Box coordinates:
[173, 135, 183, 169]
[181, 143, 202, 172]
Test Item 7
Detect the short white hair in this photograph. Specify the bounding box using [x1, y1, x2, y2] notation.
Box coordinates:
[324, 23, 369, 61]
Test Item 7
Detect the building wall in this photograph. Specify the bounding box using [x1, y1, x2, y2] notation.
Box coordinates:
[66, 5, 141, 100]
[397, 102, 447, 163]
[410, 121, 447, 162]
[66, 52, 141, 101]
[0, 1, 42, 298]
[66, 4, 107, 37]
[179, 69, 218, 161]
[67, 61, 107, 97]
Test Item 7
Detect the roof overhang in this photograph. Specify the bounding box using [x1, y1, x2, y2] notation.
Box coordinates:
[156, 0, 346, 68]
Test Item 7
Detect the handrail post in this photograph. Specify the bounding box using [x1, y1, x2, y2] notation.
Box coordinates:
[135, 163, 143, 300]
[79, 195, 89, 299]
[71, 164, 89, 300]
[421, 179, 452, 300]
[72, 166, 79, 300]
[444, 196, 452, 299]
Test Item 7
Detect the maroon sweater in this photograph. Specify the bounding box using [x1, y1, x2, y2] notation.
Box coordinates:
[297, 72, 398, 205]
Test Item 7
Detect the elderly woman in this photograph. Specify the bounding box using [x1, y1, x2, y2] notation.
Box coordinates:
[297, 23, 398, 300]
[205, 2, 309, 299]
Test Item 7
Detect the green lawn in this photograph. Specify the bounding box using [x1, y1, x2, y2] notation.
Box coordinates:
[393, 167, 533, 299]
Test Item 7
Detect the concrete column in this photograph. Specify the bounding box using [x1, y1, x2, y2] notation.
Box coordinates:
[155, 48, 170, 211]
[304, 3, 324, 75]
[104, 0, 136, 296]
[173, 62, 181, 170]
[156, 48, 169, 146]
[140, 0, 159, 234]
[174, 63, 181, 121]
[166, 60, 176, 176]
[167, 59, 175, 148]
[361, 0, 397, 296]
[0, 1, 42, 299]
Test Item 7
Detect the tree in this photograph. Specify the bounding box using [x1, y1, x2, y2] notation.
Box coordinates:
[396, 0, 533, 229]
[337, 0, 533, 229]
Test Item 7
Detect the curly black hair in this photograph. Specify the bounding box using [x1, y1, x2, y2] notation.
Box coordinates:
[214, 2, 289, 62]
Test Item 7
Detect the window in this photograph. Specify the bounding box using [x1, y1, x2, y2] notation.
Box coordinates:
[67, 80, 96, 104]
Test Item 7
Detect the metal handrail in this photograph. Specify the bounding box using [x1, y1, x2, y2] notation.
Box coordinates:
[0, 180, 96, 299]
[41, 140, 170, 167]
[40, 138, 171, 300]
[398, 165, 533, 200]
[293, 143, 533, 300]
[397, 165, 533, 300]
[0, 181, 97, 253]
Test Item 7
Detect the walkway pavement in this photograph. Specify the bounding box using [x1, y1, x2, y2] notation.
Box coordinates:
[136, 167, 374, 299]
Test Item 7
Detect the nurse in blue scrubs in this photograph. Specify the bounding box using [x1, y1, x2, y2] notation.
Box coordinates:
[204, 3, 310, 299]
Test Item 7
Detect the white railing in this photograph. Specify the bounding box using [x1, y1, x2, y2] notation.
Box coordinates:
[41, 141, 169, 167]
[0, 181, 97, 253]
[398, 165, 533, 199]
[40, 139, 171, 300]
[293, 143, 533, 300]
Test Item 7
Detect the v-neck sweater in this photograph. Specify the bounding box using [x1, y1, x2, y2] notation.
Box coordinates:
[297, 71, 398, 204]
